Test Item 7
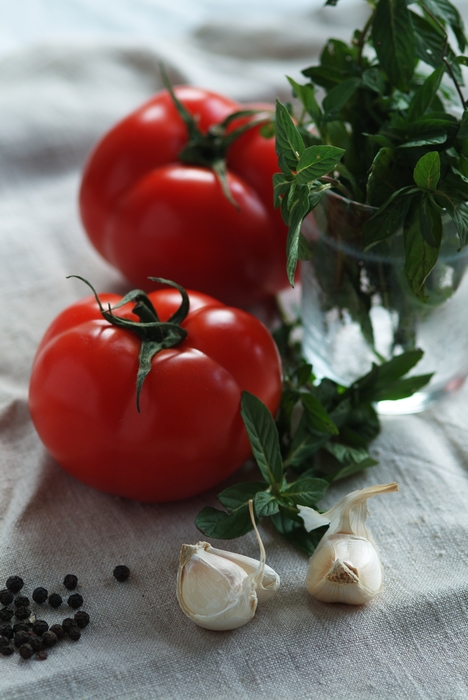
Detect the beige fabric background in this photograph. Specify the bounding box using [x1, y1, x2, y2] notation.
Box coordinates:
[1, 4, 468, 698]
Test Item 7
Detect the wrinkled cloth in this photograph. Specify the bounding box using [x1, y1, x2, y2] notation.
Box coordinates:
[1, 3, 468, 698]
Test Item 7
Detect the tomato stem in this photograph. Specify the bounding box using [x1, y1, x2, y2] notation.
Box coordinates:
[67, 276, 189, 412]
[159, 63, 272, 209]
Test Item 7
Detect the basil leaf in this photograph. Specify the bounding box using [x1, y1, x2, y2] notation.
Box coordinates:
[322, 77, 361, 120]
[404, 210, 441, 300]
[286, 184, 313, 285]
[275, 100, 304, 171]
[195, 505, 254, 539]
[421, 0, 467, 52]
[282, 477, 330, 507]
[407, 65, 445, 121]
[458, 111, 468, 139]
[324, 442, 373, 465]
[300, 393, 339, 435]
[372, 0, 415, 91]
[439, 196, 468, 247]
[254, 491, 280, 518]
[362, 188, 415, 247]
[298, 233, 314, 261]
[296, 145, 345, 185]
[217, 482, 268, 512]
[331, 457, 378, 481]
[273, 172, 293, 208]
[370, 374, 434, 401]
[240, 391, 283, 487]
[413, 151, 441, 191]
[286, 76, 322, 124]
[419, 196, 443, 248]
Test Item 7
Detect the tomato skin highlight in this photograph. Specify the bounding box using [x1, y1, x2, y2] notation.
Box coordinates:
[79, 86, 289, 307]
[28, 288, 282, 502]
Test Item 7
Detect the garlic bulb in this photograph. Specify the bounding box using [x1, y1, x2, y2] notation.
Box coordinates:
[298, 482, 398, 605]
[177, 502, 280, 630]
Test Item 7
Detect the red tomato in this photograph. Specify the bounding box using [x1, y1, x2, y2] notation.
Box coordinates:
[28, 284, 282, 502]
[79, 86, 289, 308]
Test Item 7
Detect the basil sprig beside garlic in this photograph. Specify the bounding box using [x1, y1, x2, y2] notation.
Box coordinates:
[177, 501, 280, 630]
[298, 483, 398, 605]
[196, 340, 428, 555]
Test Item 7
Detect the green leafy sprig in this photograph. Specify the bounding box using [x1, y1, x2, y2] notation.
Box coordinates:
[196, 322, 432, 554]
[277, 0, 468, 301]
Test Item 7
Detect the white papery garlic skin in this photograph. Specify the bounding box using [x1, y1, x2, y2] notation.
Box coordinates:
[298, 483, 398, 605]
[177, 503, 280, 631]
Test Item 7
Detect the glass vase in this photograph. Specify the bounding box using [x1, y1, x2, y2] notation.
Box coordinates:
[300, 190, 468, 414]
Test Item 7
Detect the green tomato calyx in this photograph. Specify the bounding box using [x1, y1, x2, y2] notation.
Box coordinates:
[68, 275, 189, 413]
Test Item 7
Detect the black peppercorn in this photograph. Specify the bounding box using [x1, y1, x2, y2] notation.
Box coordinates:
[48, 593, 62, 608]
[67, 593, 83, 609]
[32, 620, 49, 636]
[36, 649, 48, 661]
[0, 608, 14, 622]
[6, 576, 24, 594]
[0, 625, 13, 640]
[41, 631, 58, 648]
[13, 622, 29, 633]
[0, 644, 14, 656]
[28, 635, 43, 653]
[14, 595, 30, 608]
[32, 587, 48, 604]
[0, 589, 13, 606]
[49, 624, 64, 639]
[74, 610, 90, 629]
[113, 565, 130, 582]
[67, 626, 81, 641]
[19, 643, 34, 659]
[61, 618, 75, 633]
[0, 635, 9, 648]
[63, 574, 78, 590]
[14, 606, 31, 620]
[14, 630, 30, 648]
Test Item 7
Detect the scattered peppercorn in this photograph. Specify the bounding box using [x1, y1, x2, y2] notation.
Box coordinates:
[32, 620, 49, 636]
[5, 576, 24, 594]
[41, 631, 58, 648]
[113, 565, 130, 582]
[36, 650, 48, 661]
[0, 644, 14, 656]
[67, 594, 83, 609]
[74, 611, 90, 629]
[67, 626, 81, 641]
[32, 587, 48, 604]
[19, 643, 34, 659]
[28, 635, 42, 653]
[63, 574, 78, 590]
[14, 631, 30, 648]
[14, 606, 31, 620]
[14, 596, 30, 609]
[49, 624, 64, 639]
[13, 622, 29, 633]
[0, 625, 13, 640]
[0, 608, 14, 622]
[0, 589, 13, 606]
[0, 636, 9, 648]
[61, 618, 75, 633]
[48, 593, 62, 608]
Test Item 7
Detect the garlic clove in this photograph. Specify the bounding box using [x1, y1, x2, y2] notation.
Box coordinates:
[305, 535, 382, 604]
[206, 546, 280, 603]
[299, 483, 398, 605]
[177, 500, 280, 630]
[177, 542, 259, 630]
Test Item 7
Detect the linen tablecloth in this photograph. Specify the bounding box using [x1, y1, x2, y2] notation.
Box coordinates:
[1, 2, 468, 698]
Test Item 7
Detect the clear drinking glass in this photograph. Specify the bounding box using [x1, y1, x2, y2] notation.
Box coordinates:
[300, 190, 468, 414]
